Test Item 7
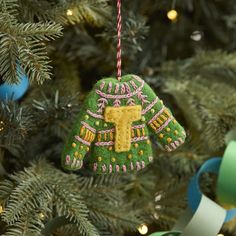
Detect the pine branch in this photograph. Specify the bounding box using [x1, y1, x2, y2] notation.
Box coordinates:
[0, 4, 62, 84]
[2, 168, 52, 223]
[58, 0, 111, 26]
[0, 102, 34, 157]
[0, 0, 18, 17]
[53, 185, 99, 236]
[160, 51, 236, 151]
[17, 22, 63, 41]
[2, 214, 44, 236]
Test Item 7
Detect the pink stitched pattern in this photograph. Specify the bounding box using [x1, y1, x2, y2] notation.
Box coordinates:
[102, 164, 106, 172]
[136, 162, 141, 171]
[132, 124, 145, 129]
[109, 164, 112, 173]
[98, 128, 115, 134]
[130, 162, 134, 170]
[65, 155, 71, 165]
[124, 82, 131, 93]
[178, 137, 184, 144]
[95, 136, 148, 146]
[155, 117, 173, 134]
[95, 79, 144, 99]
[113, 99, 121, 107]
[122, 165, 127, 172]
[75, 135, 91, 146]
[121, 84, 125, 94]
[165, 145, 172, 152]
[175, 140, 180, 147]
[97, 98, 108, 113]
[130, 80, 137, 89]
[81, 121, 96, 133]
[131, 136, 148, 142]
[137, 91, 149, 105]
[171, 143, 176, 149]
[100, 81, 105, 90]
[127, 98, 135, 106]
[141, 161, 145, 169]
[87, 109, 104, 119]
[95, 141, 114, 146]
[148, 107, 165, 124]
[142, 97, 159, 115]
[116, 165, 120, 172]
[93, 163, 97, 172]
[107, 82, 112, 93]
[71, 158, 77, 168]
[132, 74, 143, 83]
[115, 83, 120, 94]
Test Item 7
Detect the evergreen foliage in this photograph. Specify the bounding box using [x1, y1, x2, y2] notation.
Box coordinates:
[0, 0, 236, 235]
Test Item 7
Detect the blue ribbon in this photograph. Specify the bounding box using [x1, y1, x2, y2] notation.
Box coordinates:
[187, 158, 236, 222]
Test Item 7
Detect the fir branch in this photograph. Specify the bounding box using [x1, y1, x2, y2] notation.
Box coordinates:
[17, 22, 63, 41]
[160, 51, 236, 151]
[2, 168, 52, 223]
[53, 185, 99, 236]
[58, 0, 111, 26]
[0, 0, 18, 17]
[2, 214, 44, 236]
[0, 102, 34, 157]
[0, 6, 62, 83]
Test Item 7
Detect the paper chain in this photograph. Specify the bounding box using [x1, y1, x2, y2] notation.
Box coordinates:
[150, 141, 236, 236]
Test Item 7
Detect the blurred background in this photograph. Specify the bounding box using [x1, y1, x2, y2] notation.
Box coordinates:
[0, 0, 236, 235]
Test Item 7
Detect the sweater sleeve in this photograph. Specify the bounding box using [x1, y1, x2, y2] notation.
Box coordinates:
[142, 83, 186, 152]
[61, 93, 97, 170]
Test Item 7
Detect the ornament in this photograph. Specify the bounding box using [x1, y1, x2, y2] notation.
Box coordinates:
[61, 0, 186, 174]
[61, 75, 186, 174]
[167, 9, 178, 21]
[0, 68, 29, 101]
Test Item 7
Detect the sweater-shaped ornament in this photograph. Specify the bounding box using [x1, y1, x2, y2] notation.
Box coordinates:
[61, 75, 186, 174]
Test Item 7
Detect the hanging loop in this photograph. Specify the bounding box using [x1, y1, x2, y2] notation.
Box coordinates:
[116, 0, 122, 81]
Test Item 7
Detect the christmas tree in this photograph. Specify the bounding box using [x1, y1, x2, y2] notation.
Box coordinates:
[0, 0, 236, 235]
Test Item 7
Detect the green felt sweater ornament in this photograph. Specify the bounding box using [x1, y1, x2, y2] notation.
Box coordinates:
[61, 74, 186, 174]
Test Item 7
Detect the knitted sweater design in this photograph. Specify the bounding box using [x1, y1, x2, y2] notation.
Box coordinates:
[62, 75, 186, 174]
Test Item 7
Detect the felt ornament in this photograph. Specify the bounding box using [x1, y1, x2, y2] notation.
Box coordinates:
[0, 68, 29, 101]
[61, 0, 186, 174]
[61, 74, 186, 174]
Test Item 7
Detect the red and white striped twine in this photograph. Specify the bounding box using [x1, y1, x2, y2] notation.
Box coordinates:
[116, 0, 122, 81]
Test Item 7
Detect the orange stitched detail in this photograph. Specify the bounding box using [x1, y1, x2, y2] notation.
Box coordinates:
[150, 123, 156, 131]
[110, 132, 114, 140]
[156, 117, 163, 124]
[89, 131, 94, 142]
[131, 129, 135, 138]
[164, 109, 171, 117]
[84, 130, 90, 141]
[161, 114, 167, 121]
[153, 120, 160, 128]
[80, 126, 85, 136]
[97, 133, 101, 142]
[142, 128, 145, 136]
[104, 132, 107, 141]
[136, 128, 141, 137]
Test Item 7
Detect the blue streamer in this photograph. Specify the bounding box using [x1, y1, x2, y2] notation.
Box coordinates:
[187, 158, 236, 222]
